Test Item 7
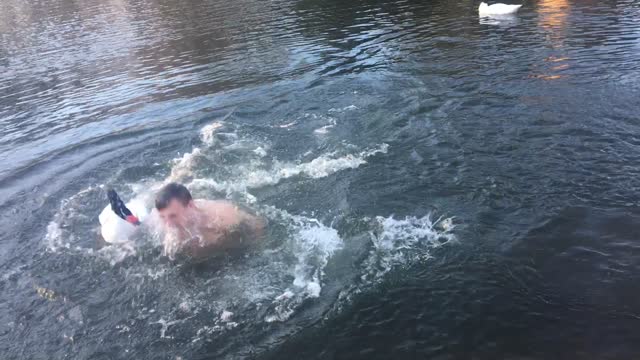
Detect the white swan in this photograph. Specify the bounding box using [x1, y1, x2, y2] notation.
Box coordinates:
[99, 198, 148, 244]
[478, 2, 523, 15]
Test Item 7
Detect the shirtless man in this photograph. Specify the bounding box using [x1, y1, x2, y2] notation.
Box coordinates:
[153, 183, 265, 259]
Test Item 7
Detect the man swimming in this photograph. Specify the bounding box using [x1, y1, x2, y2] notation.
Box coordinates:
[152, 183, 265, 259]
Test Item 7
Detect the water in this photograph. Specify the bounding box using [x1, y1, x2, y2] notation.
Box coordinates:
[1, 0, 640, 358]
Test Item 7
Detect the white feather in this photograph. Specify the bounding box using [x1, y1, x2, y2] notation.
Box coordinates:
[479, 2, 523, 15]
[99, 198, 148, 244]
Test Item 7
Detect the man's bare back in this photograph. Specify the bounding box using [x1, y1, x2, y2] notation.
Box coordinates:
[153, 184, 265, 259]
[165, 200, 264, 257]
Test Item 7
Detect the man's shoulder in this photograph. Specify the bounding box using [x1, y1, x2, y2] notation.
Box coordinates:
[195, 199, 234, 206]
[195, 199, 238, 212]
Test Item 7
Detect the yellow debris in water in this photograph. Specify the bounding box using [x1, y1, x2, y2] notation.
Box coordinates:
[34, 285, 68, 302]
[35, 286, 57, 301]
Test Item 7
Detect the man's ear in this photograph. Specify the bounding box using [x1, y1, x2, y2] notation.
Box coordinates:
[187, 200, 196, 208]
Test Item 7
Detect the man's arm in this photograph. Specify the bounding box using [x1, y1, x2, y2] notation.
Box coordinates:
[210, 201, 266, 239]
[236, 208, 266, 239]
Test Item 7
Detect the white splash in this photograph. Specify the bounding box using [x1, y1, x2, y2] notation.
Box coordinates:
[261, 206, 343, 322]
[96, 243, 137, 266]
[200, 121, 224, 146]
[363, 214, 456, 281]
[190, 144, 388, 195]
[313, 116, 337, 135]
[167, 119, 227, 183]
[291, 224, 342, 294]
[253, 146, 267, 157]
[220, 310, 234, 322]
[45, 221, 68, 252]
[168, 148, 203, 183]
[276, 120, 297, 128]
[313, 124, 335, 134]
[153, 318, 182, 339]
[328, 105, 358, 113]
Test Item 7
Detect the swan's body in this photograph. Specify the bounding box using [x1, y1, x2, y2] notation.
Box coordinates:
[478, 2, 523, 15]
[99, 198, 148, 244]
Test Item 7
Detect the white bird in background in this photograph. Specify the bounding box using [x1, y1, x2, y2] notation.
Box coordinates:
[478, 2, 523, 16]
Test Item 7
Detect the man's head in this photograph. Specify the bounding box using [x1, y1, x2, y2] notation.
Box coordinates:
[155, 183, 194, 228]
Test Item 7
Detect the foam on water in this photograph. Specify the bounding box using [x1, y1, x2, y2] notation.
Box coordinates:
[200, 121, 225, 146]
[328, 105, 358, 113]
[189, 144, 389, 195]
[168, 148, 203, 183]
[168, 120, 226, 183]
[364, 214, 456, 281]
[326, 214, 457, 314]
[260, 206, 343, 322]
[45, 221, 68, 252]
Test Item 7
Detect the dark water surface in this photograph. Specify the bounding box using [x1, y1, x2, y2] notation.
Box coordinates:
[2, 0, 640, 358]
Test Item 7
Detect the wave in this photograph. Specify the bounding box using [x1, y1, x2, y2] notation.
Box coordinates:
[366, 214, 456, 279]
[189, 143, 388, 195]
[333, 214, 456, 310]
[259, 206, 343, 322]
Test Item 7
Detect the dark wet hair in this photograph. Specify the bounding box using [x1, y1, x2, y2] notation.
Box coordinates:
[155, 183, 193, 210]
